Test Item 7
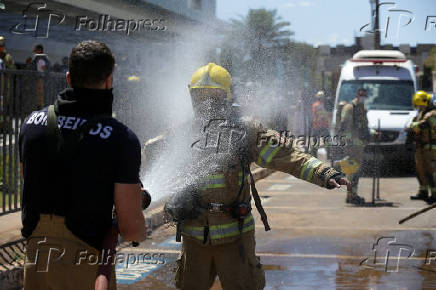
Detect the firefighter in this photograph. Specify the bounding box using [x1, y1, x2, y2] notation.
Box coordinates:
[157, 63, 351, 290]
[408, 91, 436, 203]
[337, 88, 370, 204]
[311, 90, 331, 157]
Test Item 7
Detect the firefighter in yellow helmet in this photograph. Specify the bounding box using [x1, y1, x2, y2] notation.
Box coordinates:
[408, 90, 436, 203]
[156, 63, 351, 289]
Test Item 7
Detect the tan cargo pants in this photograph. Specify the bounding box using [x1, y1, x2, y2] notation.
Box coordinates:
[175, 231, 265, 290]
[415, 148, 428, 194]
[343, 144, 365, 194]
[24, 214, 117, 290]
[423, 148, 436, 197]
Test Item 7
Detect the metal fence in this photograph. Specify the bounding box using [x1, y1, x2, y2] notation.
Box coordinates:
[0, 70, 66, 215]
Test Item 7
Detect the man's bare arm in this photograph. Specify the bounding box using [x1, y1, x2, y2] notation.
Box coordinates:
[114, 183, 146, 242]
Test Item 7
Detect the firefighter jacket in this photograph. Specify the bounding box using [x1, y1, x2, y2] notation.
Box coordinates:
[144, 116, 341, 246]
[339, 98, 370, 146]
[410, 107, 436, 149]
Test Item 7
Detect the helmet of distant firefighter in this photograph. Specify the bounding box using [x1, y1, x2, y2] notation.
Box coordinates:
[412, 90, 431, 110]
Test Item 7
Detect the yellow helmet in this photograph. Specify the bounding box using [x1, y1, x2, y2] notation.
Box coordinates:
[412, 90, 430, 107]
[190, 63, 232, 101]
[127, 75, 140, 82]
[0, 36, 4, 46]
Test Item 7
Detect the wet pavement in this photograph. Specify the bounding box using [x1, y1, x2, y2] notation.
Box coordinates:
[116, 170, 436, 289]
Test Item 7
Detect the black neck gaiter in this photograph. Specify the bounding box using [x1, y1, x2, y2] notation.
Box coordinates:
[54, 87, 114, 116]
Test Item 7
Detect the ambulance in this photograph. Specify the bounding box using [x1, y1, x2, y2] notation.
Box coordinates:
[332, 50, 417, 168]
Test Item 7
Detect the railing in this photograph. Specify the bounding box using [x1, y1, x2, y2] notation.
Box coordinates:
[0, 69, 66, 215]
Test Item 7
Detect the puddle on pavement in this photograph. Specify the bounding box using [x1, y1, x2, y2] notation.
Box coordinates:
[261, 256, 436, 289]
[118, 275, 175, 290]
[117, 232, 436, 289]
[260, 232, 436, 289]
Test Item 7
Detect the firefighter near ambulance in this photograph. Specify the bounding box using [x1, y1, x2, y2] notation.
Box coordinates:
[150, 63, 352, 290]
[334, 88, 373, 205]
[407, 91, 436, 204]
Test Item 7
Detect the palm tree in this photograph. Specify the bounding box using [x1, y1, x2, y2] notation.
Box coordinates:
[231, 9, 293, 55]
[227, 9, 294, 83]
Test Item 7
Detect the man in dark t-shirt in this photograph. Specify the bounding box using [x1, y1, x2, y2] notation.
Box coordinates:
[19, 41, 146, 290]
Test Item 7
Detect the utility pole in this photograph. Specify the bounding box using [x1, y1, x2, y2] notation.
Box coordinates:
[374, 0, 380, 49]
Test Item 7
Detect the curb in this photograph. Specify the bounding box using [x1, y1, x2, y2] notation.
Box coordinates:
[145, 167, 274, 231]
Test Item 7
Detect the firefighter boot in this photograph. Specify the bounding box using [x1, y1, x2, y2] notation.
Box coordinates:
[410, 190, 428, 200]
[346, 192, 365, 205]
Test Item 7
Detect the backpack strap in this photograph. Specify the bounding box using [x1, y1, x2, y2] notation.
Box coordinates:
[247, 164, 271, 231]
[46, 105, 62, 152]
[239, 147, 271, 232]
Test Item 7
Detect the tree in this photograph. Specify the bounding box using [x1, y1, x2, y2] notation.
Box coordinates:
[227, 9, 294, 84]
[232, 9, 293, 49]
[422, 47, 436, 91]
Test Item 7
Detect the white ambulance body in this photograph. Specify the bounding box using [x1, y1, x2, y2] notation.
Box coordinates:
[332, 50, 417, 166]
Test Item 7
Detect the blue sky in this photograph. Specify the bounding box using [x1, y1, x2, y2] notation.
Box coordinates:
[216, 0, 436, 47]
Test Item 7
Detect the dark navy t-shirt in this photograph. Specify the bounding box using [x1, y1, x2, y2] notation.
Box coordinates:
[19, 106, 141, 249]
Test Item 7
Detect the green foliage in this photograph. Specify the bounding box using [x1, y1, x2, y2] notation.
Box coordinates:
[424, 47, 436, 70]
[226, 9, 294, 84]
[232, 9, 294, 48]
[0, 152, 17, 184]
[422, 47, 436, 91]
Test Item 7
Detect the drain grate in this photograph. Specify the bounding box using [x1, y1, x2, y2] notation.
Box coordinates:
[0, 239, 26, 272]
[0, 237, 136, 273]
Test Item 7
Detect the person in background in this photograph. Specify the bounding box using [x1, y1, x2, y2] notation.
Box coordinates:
[408, 91, 436, 204]
[310, 90, 330, 157]
[0, 36, 16, 69]
[336, 88, 373, 204]
[31, 44, 50, 72]
[31, 44, 50, 109]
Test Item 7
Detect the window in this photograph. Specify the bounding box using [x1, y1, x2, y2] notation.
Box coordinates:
[338, 80, 415, 111]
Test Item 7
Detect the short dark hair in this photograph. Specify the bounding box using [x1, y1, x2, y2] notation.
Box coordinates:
[34, 44, 44, 52]
[356, 88, 367, 95]
[68, 40, 115, 88]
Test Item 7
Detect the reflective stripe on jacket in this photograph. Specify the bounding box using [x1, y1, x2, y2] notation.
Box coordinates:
[145, 117, 340, 246]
